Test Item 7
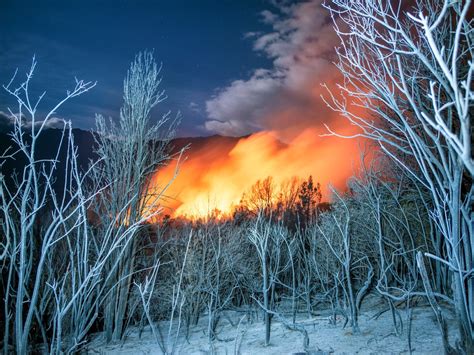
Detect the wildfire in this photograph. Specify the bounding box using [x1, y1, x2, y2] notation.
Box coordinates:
[144, 125, 361, 220]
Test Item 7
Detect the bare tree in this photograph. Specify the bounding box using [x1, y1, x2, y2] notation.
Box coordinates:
[316, 189, 373, 334]
[240, 177, 277, 217]
[248, 214, 293, 346]
[324, 1, 473, 351]
[90, 50, 179, 342]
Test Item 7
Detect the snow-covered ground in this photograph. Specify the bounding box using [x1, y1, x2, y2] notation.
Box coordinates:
[87, 296, 456, 354]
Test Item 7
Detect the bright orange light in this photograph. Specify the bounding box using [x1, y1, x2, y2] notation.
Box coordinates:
[143, 125, 362, 220]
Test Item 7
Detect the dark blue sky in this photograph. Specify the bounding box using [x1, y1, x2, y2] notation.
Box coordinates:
[0, 0, 275, 136]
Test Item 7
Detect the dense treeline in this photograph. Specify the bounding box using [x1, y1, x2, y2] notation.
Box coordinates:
[130, 159, 450, 352]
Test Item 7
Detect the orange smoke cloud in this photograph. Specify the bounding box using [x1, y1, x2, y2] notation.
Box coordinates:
[146, 123, 361, 219]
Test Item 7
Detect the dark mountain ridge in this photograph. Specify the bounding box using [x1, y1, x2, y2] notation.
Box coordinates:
[0, 128, 245, 190]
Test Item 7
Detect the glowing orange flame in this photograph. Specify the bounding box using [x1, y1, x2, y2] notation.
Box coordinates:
[144, 125, 361, 220]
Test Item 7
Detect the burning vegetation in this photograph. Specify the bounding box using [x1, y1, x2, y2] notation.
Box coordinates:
[145, 127, 360, 220]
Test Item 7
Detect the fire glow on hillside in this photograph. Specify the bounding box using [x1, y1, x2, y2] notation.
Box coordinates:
[133, 0, 371, 220]
[144, 125, 361, 219]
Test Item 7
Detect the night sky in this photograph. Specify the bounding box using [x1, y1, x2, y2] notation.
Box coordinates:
[1, 0, 278, 136]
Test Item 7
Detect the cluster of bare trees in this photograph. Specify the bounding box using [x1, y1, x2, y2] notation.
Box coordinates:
[138, 161, 449, 353]
[0, 52, 178, 354]
[323, 0, 473, 352]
